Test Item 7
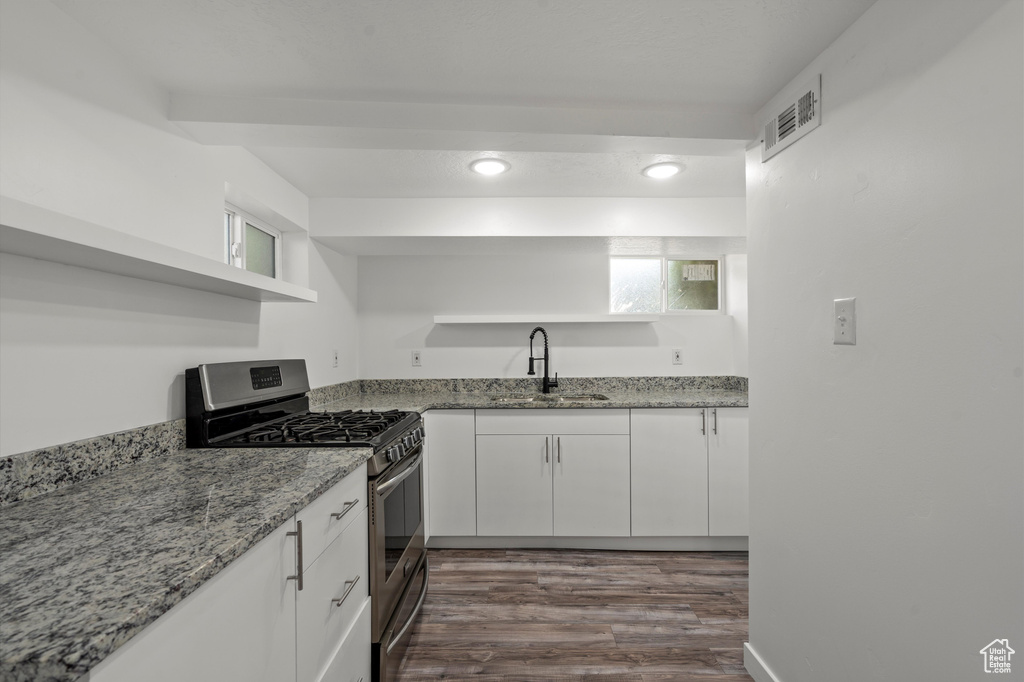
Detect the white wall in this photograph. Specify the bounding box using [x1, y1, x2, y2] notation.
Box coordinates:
[746, 2, 1023, 681]
[0, 1, 359, 457]
[358, 252, 745, 379]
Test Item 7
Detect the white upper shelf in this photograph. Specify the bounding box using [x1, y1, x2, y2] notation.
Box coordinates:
[0, 197, 318, 303]
[433, 314, 658, 324]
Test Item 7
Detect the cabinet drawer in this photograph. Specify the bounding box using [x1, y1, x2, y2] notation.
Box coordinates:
[318, 596, 371, 682]
[297, 506, 369, 682]
[475, 409, 629, 435]
[296, 464, 367, 565]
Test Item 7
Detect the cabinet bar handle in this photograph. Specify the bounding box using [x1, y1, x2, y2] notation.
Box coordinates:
[557, 436, 561, 463]
[331, 575, 360, 608]
[286, 520, 304, 591]
[701, 409, 706, 435]
[545, 437, 549, 463]
[330, 499, 360, 521]
[712, 408, 718, 435]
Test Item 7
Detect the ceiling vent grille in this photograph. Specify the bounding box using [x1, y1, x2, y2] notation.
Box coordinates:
[761, 74, 821, 162]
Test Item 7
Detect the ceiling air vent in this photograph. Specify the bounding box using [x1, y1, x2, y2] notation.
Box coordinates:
[761, 74, 821, 162]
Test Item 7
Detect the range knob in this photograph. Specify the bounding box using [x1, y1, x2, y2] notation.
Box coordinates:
[386, 443, 406, 462]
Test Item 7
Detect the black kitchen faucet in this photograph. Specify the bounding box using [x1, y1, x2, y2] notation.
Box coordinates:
[527, 326, 559, 393]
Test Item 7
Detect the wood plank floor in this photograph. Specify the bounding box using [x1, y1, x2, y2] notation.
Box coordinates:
[396, 549, 752, 681]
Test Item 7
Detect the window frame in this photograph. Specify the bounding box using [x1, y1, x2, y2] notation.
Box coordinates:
[609, 256, 724, 315]
[224, 203, 283, 280]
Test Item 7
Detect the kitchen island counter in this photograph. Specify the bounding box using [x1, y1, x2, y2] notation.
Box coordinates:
[0, 446, 370, 682]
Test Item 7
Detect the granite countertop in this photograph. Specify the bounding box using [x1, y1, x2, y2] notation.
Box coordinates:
[0, 380, 747, 682]
[314, 387, 749, 413]
[0, 446, 371, 682]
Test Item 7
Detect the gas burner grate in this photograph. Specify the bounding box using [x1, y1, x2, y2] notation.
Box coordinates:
[238, 409, 412, 445]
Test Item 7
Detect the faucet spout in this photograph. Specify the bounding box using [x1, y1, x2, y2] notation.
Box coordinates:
[528, 326, 559, 393]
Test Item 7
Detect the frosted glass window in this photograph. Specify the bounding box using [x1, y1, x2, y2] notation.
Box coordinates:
[610, 258, 662, 313]
[244, 223, 276, 278]
[224, 205, 281, 279]
[667, 259, 720, 311]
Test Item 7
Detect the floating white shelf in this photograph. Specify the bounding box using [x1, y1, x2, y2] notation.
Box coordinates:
[0, 197, 318, 303]
[433, 314, 659, 324]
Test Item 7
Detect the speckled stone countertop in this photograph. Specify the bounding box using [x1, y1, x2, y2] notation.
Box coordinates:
[0, 376, 746, 682]
[0, 446, 371, 682]
[314, 388, 748, 413]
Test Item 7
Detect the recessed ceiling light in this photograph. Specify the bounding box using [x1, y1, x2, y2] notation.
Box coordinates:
[642, 162, 682, 179]
[470, 158, 511, 175]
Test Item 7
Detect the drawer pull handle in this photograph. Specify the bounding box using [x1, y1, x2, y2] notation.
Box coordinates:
[330, 499, 360, 521]
[331, 575, 360, 608]
[286, 520, 304, 591]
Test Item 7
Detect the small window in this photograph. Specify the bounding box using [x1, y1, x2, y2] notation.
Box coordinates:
[610, 257, 722, 313]
[225, 205, 281, 279]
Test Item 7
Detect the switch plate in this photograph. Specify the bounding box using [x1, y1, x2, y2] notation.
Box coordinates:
[411, 350, 422, 366]
[833, 298, 857, 345]
[672, 349, 683, 365]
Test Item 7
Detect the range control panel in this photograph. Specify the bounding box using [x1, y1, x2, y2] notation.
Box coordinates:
[250, 365, 283, 390]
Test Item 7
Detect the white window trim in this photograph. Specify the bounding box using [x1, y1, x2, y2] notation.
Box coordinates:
[225, 203, 283, 280]
[609, 256, 725, 315]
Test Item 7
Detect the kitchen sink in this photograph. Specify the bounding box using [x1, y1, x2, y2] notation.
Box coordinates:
[545, 394, 610, 402]
[488, 393, 609, 403]
[488, 394, 536, 402]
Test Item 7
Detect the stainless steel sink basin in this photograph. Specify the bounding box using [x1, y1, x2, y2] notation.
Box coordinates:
[488, 394, 536, 403]
[545, 394, 610, 402]
[488, 393, 610, 403]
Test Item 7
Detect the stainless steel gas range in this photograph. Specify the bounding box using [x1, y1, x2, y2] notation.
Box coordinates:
[185, 359, 427, 682]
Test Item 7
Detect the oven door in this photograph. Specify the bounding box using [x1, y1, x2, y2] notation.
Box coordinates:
[369, 445, 426, 642]
[374, 553, 428, 682]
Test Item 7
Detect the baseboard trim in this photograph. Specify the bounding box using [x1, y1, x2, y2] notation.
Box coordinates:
[427, 536, 749, 551]
[744, 643, 783, 682]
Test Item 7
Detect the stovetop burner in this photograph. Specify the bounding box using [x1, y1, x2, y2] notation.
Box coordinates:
[235, 410, 412, 445]
[186, 360, 424, 476]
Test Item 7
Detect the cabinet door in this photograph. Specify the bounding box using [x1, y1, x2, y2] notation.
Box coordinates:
[91, 522, 296, 682]
[708, 408, 749, 536]
[552, 434, 631, 536]
[630, 409, 709, 536]
[318, 596, 372, 682]
[296, 507, 369, 682]
[424, 410, 476, 537]
[476, 434, 553, 536]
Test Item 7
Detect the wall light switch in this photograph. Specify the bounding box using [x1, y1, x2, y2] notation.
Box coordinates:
[411, 350, 422, 366]
[833, 298, 857, 345]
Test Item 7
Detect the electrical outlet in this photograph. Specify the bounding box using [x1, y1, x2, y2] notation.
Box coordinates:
[411, 350, 422, 367]
[672, 349, 683, 365]
[332, 350, 338, 368]
[833, 298, 857, 345]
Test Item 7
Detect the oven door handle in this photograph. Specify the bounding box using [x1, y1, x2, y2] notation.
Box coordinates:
[386, 556, 429, 655]
[375, 449, 423, 497]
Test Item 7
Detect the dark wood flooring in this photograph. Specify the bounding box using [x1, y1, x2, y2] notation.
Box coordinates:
[397, 548, 753, 681]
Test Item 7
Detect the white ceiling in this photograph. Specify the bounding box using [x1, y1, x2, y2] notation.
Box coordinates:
[50, 0, 876, 202]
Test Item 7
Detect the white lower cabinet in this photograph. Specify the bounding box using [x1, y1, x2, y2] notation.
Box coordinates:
[318, 596, 372, 682]
[475, 410, 631, 537]
[297, 506, 369, 682]
[630, 408, 749, 537]
[91, 465, 370, 682]
[424, 410, 477, 537]
[630, 409, 709, 536]
[707, 408, 749, 536]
